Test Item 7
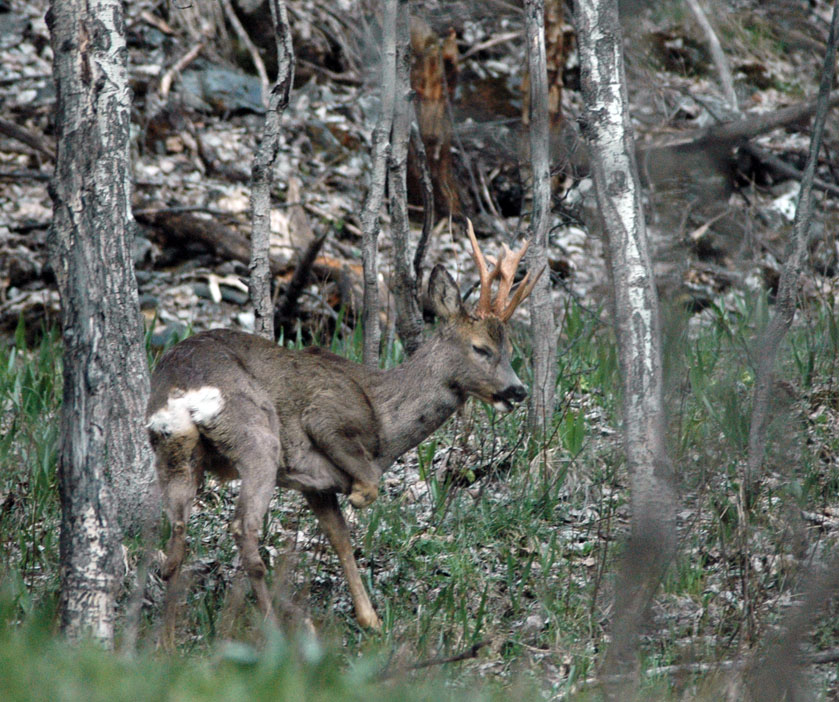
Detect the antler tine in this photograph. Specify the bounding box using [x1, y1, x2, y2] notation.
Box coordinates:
[466, 218, 498, 318]
[499, 263, 546, 322]
[492, 239, 530, 317]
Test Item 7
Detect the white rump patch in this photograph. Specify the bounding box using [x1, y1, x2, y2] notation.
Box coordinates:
[184, 386, 224, 424]
[147, 386, 224, 436]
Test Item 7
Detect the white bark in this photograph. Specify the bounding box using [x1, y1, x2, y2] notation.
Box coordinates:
[573, 0, 676, 690]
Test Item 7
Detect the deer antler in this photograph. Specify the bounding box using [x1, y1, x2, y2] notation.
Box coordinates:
[466, 218, 545, 322]
[466, 218, 500, 318]
[498, 264, 544, 322]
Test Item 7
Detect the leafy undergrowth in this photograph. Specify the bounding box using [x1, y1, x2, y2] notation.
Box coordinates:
[0, 606, 531, 702]
[3, 290, 839, 699]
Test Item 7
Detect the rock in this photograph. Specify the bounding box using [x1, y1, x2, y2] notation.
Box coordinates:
[179, 63, 265, 115]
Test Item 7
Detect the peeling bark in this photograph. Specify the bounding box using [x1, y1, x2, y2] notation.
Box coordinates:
[409, 18, 459, 217]
[573, 0, 676, 692]
[250, 0, 294, 341]
[47, 0, 158, 645]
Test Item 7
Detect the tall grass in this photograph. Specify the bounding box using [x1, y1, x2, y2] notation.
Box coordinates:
[0, 320, 63, 621]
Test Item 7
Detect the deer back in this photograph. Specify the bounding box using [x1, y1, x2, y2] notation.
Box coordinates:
[147, 330, 384, 493]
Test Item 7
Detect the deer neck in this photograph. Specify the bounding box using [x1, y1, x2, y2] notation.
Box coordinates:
[370, 333, 465, 463]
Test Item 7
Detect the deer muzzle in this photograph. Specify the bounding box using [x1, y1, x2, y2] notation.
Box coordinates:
[492, 383, 528, 412]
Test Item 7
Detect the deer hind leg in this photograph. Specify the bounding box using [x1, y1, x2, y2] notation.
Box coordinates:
[149, 427, 203, 649]
[202, 404, 281, 624]
[304, 491, 381, 629]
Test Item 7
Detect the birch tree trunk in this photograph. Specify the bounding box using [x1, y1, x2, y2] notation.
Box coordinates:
[524, 0, 557, 434]
[360, 0, 397, 366]
[573, 0, 676, 691]
[47, 0, 157, 645]
[249, 0, 294, 341]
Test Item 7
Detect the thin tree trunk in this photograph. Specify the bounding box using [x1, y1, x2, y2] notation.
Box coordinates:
[410, 122, 434, 282]
[745, 0, 838, 495]
[524, 0, 557, 434]
[573, 0, 676, 693]
[389, 0, 423, 356]
[250, 0, 294, 341]
[360, 0, 397, 366]
[685, 0, 738, 112]
[47, 0, 157, 645]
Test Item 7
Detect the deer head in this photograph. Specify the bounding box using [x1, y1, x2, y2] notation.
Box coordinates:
[423, 219, 544, 413]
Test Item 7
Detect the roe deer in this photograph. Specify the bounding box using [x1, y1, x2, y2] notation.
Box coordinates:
[146, 221, 543, 641]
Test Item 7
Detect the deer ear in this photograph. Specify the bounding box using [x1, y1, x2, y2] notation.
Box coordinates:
[427, 265, 464, 320]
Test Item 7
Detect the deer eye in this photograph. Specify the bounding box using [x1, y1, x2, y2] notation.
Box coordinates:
[472, 344, 493, 359]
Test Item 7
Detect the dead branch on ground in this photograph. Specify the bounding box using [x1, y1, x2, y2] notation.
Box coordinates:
[376, 640, 489, 680]
[0, 116, 55, 160]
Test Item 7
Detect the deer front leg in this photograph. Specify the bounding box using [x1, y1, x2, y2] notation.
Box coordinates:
[303, 407, 381, 509]
[348, 480, 378, 509]
[304, 491, 381, 629]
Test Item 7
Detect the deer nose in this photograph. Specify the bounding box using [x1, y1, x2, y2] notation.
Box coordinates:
[502, 384, 528, 404]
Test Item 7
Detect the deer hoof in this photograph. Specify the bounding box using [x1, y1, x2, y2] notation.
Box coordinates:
[349, 481, 379, 509]
[357, 610, 382, 629]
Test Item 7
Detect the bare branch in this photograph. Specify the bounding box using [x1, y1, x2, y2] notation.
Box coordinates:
[275, 230, 328, 338]
[741, 142, 839, 198]
[410, 122, 434, 282]
[159, 43, 203, 99]
[377, 640, 490, 680]
[0, 116, 55, 159]
[220, 0, 270, 105]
